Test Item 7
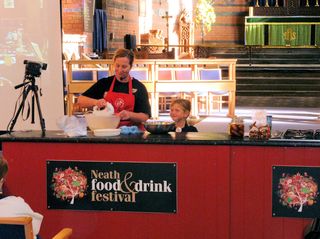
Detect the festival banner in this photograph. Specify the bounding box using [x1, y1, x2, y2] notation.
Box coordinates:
[47, 160, 176, 213]
[272, 166, 320, 218]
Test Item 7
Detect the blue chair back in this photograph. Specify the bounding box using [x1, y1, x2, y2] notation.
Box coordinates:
[199, 68, 222, 81]
[72, 70, 95, 81]
[97, 70, 109, 80]
[0, 224, 26, 239]
[0, 217, 33, 239]
[130, 69, 148, 81]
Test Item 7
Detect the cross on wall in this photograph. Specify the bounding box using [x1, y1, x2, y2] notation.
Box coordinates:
[162, 11, 172, 52]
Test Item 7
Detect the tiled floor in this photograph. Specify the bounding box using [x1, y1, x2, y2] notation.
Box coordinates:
[159, 107, 320, 134]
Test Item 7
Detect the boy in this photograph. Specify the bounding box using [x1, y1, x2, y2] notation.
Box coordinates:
[169, 99, 198, 132]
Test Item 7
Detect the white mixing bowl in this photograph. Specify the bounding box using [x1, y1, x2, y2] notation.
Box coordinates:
[84, 114, 120, 131]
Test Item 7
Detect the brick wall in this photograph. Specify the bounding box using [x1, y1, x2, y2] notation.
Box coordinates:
[62, 0, 250, 53]
[62, 0, 84, 34]
[103, 0, 139, 52]
[207, 0, 250, 45]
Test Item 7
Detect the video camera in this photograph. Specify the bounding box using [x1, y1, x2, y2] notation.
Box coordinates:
[9, 60, 48, 136]
[24, 60, 47, 78]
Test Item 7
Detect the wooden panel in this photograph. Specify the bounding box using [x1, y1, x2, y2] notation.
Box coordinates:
[156, 80, 235, 92]
[68, 81, 95, 93]
[230, 146, 315, 239]
[3, 142, 230, 239]
[2, 141, 318, 239]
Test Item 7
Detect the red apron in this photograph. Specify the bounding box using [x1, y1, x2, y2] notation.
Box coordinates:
[104, 76, 141, 128]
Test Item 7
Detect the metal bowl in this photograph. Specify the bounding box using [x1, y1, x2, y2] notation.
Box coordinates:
[143, 121, 174, 134]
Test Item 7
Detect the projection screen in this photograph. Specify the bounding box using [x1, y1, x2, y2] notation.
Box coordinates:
[0, 1, 64, 131]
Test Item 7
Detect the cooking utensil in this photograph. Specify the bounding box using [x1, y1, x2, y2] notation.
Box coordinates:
[143, 121, 174, 134]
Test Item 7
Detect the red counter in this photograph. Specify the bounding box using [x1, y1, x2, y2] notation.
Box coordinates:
[1, 132, 318, 239]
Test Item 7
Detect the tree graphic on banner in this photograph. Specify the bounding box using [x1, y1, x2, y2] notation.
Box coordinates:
[278, 172, 318, 212]
[51, 167, 88, 205]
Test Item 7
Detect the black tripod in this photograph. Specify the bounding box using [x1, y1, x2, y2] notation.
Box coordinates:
[9, 75, 46, 136]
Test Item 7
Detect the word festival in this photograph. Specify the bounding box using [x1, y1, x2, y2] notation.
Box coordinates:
[90, 170, 173, 203]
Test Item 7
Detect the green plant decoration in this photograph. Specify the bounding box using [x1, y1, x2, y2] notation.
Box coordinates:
[194, 0, 216, 43]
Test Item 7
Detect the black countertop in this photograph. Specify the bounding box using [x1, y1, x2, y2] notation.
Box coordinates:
[1, 130, 320, 147]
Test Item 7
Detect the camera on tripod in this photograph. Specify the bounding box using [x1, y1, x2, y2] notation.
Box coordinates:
[8, 60, 48, 136]
[24, 60, 47, 78]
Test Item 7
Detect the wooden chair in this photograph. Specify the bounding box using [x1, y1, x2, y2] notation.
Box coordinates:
[130, 65, 157, 118]
[52, 228, 73, 239]
[197, 68, 228, 114]
[157, 68, 177, 114]
[65, 59, 113, 115]
[0, 217, 72, 239]
[0, 217, 33, 239]
[154, 61, 200, 117]
[174, 68, 198, 116]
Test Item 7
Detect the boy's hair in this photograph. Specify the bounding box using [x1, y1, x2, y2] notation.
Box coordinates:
[171, 98, 191, 112]
[113, 48, 135, 67]
[0, 156, 8, 180]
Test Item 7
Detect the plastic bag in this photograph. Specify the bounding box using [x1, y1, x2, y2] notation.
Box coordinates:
[92, 103, 114, 116]
[251, 110, 267, 128]
[56, 115, 87, 137]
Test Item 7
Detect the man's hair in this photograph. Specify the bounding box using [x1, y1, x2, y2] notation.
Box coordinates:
[113, 48, 135, 67]
[0, 156, 8, 180]
[171, 98, 191, 112]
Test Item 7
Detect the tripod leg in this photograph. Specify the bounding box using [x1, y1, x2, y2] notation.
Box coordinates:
[33, 85, 46, 136]
[8, 86, 31, 133]
[31, 95, 35, 124]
